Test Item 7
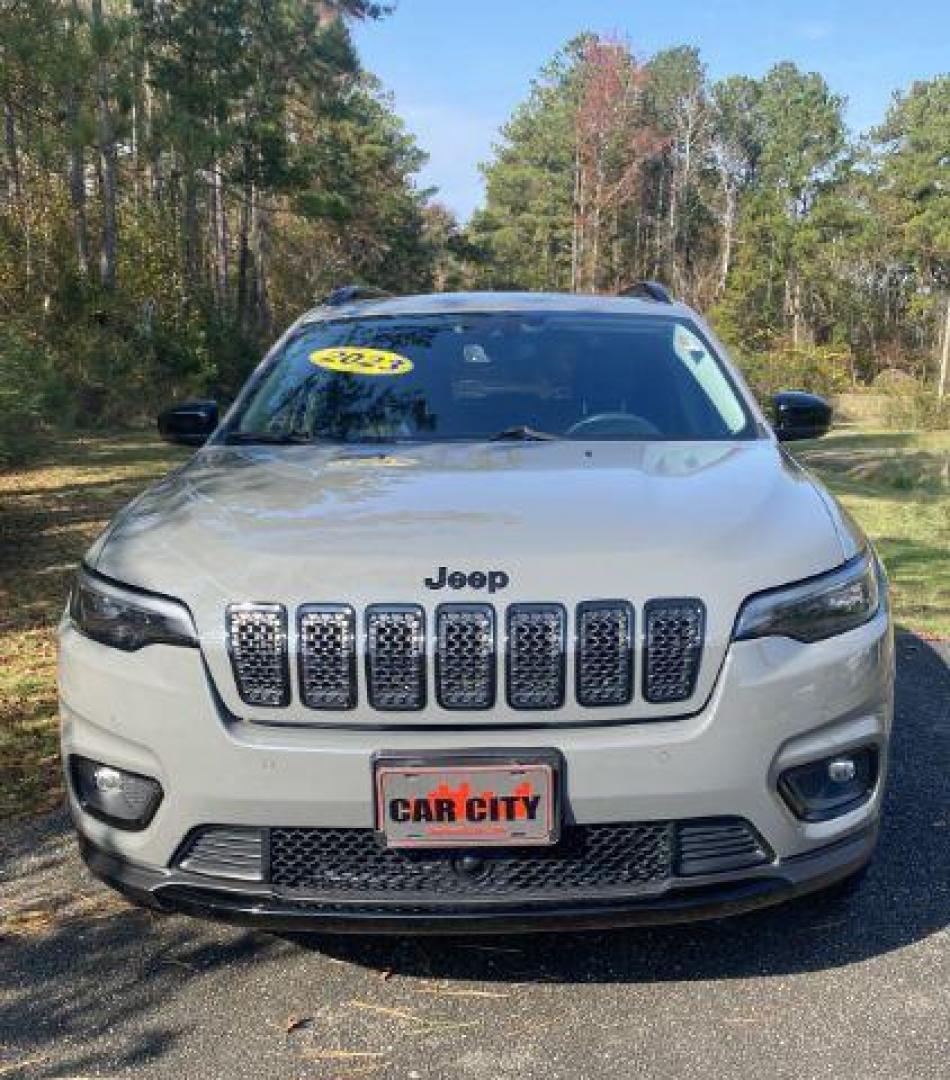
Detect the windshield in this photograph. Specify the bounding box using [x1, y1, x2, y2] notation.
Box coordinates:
[223, 312, 757, 444]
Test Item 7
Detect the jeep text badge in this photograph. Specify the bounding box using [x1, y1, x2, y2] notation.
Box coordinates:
[424, 566, 510, 592]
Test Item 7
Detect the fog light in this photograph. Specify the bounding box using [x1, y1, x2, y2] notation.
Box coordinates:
[778, 746, 878, 822]
[827, 758, 857, 784]
[70, 755, 163, 830]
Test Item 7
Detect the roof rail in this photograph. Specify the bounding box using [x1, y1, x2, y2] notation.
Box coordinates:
[620, 281, 673, 304]
[322, 285, 392, 307]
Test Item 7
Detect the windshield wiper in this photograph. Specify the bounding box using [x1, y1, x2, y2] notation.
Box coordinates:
[222, 431, 326, 445]
[489, 425, 559, 442]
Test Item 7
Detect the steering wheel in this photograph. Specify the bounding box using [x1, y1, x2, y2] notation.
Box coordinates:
[565, 412, 661, 438]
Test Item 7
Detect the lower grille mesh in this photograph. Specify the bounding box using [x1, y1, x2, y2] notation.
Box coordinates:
[269, 822, 673, 896]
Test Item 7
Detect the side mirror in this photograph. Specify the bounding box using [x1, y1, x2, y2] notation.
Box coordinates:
[771, 391, 832, 442]
[157, 400, 219, 446]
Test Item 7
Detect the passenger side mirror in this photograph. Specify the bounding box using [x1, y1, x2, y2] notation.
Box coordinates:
[771, 391, 832, 442]
[157, 400, 219, 446]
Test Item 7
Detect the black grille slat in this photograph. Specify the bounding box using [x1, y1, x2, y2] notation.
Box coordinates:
[676, 819, 771, 876]
[643, 599, 705, 703]
[298, 605, 357, 710]
[178, 827, 264, 881]
[365, 605, 426, 710]
[506, 604, 566, 709]
[226, 604, 290, 707]
[576, 601, 634, 707]
[269, 822, 673, 896]
[436, 604, 496, 709]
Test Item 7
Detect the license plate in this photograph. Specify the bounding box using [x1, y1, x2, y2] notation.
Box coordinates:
[374, 753, 559, 849]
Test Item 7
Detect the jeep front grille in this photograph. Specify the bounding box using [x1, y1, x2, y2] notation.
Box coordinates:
[643, 599, 705, 703]
[298, 605, 357, 710]
[576, 601, 634, 707]
[436, 604, 496, 709]
[365, 605, 426, 710]
[226, 603, 289, 707]
[225, 598, 706, 713]
[506, 604, 566, 709]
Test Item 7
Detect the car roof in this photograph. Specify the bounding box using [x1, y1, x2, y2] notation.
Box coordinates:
[299, 290, 696, 323]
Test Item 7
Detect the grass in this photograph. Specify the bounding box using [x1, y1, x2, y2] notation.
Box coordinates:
[0, 433, 189, 821]
[795, 428, 949, 640]
[0, 426, 946, 822]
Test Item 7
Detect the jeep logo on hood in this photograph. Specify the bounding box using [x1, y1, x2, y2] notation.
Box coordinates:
[424, 566, 510, 593]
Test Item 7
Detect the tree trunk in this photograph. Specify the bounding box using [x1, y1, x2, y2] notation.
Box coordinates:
[237, 171, 253, 329]
[252, 192, 271, 334]
[67, 133, 90, 279]
[208, 159, 220, 302]
[4, 100, 20, 203]
[182, 163, 199, 289]
[667, 154, 678, 286]
[570, 145, 582, 293]
[92, 0, 117, 290]
[64, 2, 89, 277]
[211, 135, 228, 303]
[938, 295, 950, 401]
[718, 176, 736, 295]
[130, 99, 141, 205]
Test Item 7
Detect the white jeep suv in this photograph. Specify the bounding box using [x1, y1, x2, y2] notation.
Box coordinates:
[59, 287, 893, 932]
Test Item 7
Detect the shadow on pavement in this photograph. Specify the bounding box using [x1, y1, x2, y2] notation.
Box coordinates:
[306, 630, 950, 983]
[0, 895, 282, 1077]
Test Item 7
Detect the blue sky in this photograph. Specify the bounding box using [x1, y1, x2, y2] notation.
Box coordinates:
[353, 0, 949, 221]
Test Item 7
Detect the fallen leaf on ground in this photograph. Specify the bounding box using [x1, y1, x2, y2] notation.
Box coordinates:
[300, 1050, 386, 1061]
[0, 1055, 50, 1077]
[415, 983, 510, 999]
[346, 999, 478, 1032]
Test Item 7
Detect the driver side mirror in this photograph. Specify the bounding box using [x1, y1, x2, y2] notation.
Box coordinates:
[771, 391, 832, 442]
[158, 400, 219, 446]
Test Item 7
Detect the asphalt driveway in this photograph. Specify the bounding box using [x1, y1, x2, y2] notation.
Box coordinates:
[1, 633, 947, 1080]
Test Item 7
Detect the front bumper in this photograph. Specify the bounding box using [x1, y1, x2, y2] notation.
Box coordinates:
[60, 605, 893, 931]
[79, 824, 877, 933]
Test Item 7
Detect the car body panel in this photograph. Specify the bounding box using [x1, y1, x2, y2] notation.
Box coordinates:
[89, 438, 845, 727]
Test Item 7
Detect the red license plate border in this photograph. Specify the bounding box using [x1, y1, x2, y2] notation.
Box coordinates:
[372, 748, 564, 850]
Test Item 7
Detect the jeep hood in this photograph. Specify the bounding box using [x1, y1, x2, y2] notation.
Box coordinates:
[89, 440, 858, 726]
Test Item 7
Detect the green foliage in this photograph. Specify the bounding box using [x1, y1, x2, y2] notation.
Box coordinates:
[731, 343, 853, 407]
[883, 389, 950, 432]
[472, 37, 949, 410]
[467, 38, 586, 290]
[0, 326, 57, 465]
[0, 1, 437, 465]
[873, 77, 950, 284]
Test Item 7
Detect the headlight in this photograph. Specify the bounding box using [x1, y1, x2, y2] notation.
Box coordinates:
[733, 551, 882, 643]
[69, 565, 197, 651]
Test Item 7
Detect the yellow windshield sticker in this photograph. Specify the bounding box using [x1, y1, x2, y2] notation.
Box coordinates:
[309, 347, 413, 377]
